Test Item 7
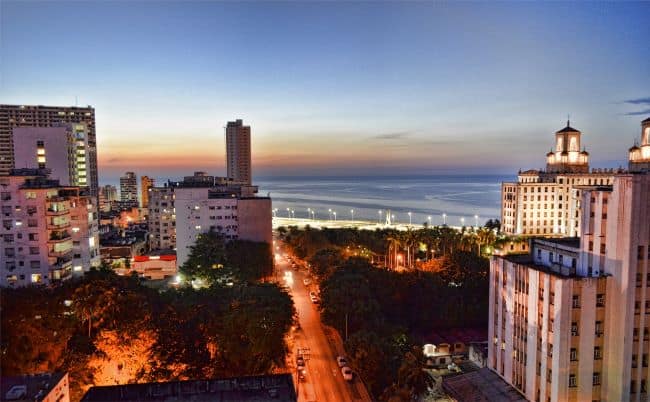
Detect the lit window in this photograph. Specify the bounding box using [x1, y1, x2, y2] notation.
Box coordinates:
[31, 274, 42, 283]
[72, 227, 80, 233]
[88, 237, 95, 247]
[73, 265, 83, 272]
[195, 225, 201, 230]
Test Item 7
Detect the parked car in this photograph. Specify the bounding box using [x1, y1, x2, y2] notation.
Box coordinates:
[297, 356, 305, 368]
[336, 356, 348, 367]
[341, 366, 353, 381]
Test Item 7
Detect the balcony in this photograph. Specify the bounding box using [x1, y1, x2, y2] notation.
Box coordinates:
[46, 207, 68, 216]
[49, 231, 71, 243]
[47, 220, 71, 230]
[49, 243, 73, 257]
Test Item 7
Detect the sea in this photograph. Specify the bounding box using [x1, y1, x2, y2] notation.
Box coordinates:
[101, 174, 513, 227]
[256, 175, 512, 227]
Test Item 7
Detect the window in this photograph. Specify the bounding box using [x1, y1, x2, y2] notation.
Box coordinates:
[593, 372, 601, 385]
[30, 261, 40, 269]
[632, 380, 637, 394]
[571, 322, 579, 336]
[600, 243, 606, 254]
[637, 273, 643, 287]
[569, 374, 577, 388]
[570, 348, 577, 361]
[29, 247, 39, 255]
[639, 246, 645, 260]
[596, 321, 603, 336]
[594, 347, 602, 360]
[572, 295, 580, 308]
[596, 294, 605, 307]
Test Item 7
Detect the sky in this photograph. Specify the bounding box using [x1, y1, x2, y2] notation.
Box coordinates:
[1, 1, 649, 182]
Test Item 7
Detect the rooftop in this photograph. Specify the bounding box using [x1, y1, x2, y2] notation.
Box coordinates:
[556, 121, 579, 133]
[1, 372, 67, 402]
[442, 367, 527, 402]
[423, 327, 488, 346]
[81, 374, 296, 402]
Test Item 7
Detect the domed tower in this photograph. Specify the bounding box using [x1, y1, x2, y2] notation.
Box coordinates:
[546, 120, 589, 173]
[629, 117, 650, 172]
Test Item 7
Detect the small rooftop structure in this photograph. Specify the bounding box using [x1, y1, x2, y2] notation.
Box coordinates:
[443, 367, 527, 402]
[81, 374, 296, 402]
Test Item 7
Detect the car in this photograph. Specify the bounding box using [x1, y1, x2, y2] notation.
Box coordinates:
[297, 356, 305, 368]
[341, 366, 354, 381]
[303, 278, 312, 285]
[336, 356, 348, 367]
[309, 291, 317, 298]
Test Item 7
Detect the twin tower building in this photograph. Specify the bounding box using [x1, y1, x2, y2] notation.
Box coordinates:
[491, 118, 650, 401]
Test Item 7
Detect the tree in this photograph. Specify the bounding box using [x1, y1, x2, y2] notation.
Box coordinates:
[179, 229, 227, 284]
[225, 240, 273, 282]
[395, 347, 433, 399]
[309, 248, 343, 278]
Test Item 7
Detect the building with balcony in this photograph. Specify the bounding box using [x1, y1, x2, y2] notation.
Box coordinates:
[0, 169, 99, 287]
[119, 171, 138, 208]
[140, 175, 154, 208]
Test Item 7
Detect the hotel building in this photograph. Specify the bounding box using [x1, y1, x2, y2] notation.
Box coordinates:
[490, 119, 650, 401]
[226, 119, 252, 185]
[1, 169, 100, 287]
[120, 171, 138, 207]
[0, 104, 99, 196]
[501, 122, 618, 237]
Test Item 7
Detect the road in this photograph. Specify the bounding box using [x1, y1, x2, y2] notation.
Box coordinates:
[274, 245, 372, 402]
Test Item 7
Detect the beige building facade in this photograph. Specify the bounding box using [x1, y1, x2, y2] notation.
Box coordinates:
[226, 119, 252, 185]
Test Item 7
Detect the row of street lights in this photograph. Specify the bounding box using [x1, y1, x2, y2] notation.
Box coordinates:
[272, 208, 482, 227]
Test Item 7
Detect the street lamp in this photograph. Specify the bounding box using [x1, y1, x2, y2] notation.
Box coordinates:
[460, 217, 465, 227]
[286, 207, 291, 218]
[408, 212, 412, 226]
[291, 209, 295, 219]
[350, 209, 354, 221]
[391, 214, 395, 225]
[272, 208, 278, 217]
[428, 216, 432, 226]
[310, 209, 315, 220]
[378, 210, 383, 224]
[474, 214, 479, 227]
[333, 211, 337, 221]
[442, 213, 447, 225]
[328, 208, 332, 221]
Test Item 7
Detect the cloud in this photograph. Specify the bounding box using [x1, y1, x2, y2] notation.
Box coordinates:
[624, 108, 650, 116]
[624, 97, 650, 105]
[370, 131, 413, 140]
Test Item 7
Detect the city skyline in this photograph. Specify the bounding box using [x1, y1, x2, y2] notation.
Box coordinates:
[1, 2, 649, 180]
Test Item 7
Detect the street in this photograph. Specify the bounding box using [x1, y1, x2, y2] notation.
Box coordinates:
[274, 245, 372, 402]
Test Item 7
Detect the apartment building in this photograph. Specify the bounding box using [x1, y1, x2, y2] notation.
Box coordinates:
[629, 118, 650, 173]
[140, 175, 154, 208]
[174, 178, 271, 267]
[0, 104, 98, 196]
[226, 119, 252, 185]
[98, 184, 118, 212]
[148, 185, 176, 251]
[120, 171, 138, 207]
[490, 171, 650, 402]
[501, 121, 619, 237]
[1, 169, 100, 287]
[12, 123, 91, 189]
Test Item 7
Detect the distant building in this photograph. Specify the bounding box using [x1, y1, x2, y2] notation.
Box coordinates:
[98, 185, 118, 212]
[0, 169, 100, 287]
[629, 118, 650, 173]
[0, 104, 98, 196]
[12, 124, 91, 192]
[490, 172, 650, 401]
[226, 119, 252, 185]
[1, 372, 70, 402]
[501, 121, 620, 237]
[140, 175, 154, 208]
[119, 250, 176, 280]
[175, 174, 271, 267]
[119, 172, 138, 207]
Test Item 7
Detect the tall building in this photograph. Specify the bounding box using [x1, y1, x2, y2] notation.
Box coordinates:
[119, 172, 138, 207]
[140, 175, 154, 208]
[0, 104, 99, 196]
[490, 119, 650, 401]
[148, 184, 176, 251]
[1, 169, 100, 287]
[501, 121, 619, 237]
[629, 118, 650, 173]
[226, 119, 252, 185]
[98, 185, 118, 212]
[12, 124, 91, 189]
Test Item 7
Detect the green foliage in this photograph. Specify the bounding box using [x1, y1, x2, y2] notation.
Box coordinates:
[179, 229, 227, 283]
[225, 240, 273, 283]
[308, 248, 343, 278]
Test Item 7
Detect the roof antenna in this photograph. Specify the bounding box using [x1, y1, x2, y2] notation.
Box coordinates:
[567, 113, 570, 127]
